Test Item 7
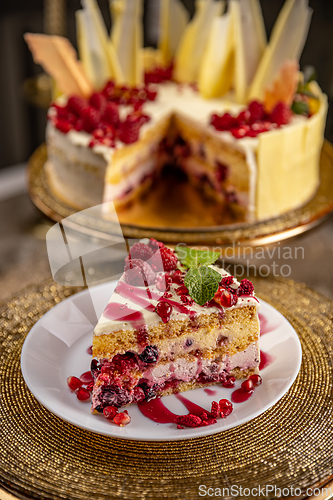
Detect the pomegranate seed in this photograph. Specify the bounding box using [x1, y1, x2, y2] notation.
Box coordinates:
[113, 412, 131, 426]
[87, 345, 93, 355]
[172, 270, 183, 284]
[249, 374, 262, 386]
[222, 375, 236, 388]
[216, 288, 238, 308]
[103, 406, 118, 420]
[155, 301, 173, 323]
[75, 387, 91, 401]
[241, 379, 254, 393]
[67, 376, 83, 391]
[79, 371, 94, 384]
[175, 285, 189, 296]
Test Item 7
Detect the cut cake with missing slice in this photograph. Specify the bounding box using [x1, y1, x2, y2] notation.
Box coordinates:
[91, 240, 260, 412]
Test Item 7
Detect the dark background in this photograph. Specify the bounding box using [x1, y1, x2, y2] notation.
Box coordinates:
[1, 0, 333, 169]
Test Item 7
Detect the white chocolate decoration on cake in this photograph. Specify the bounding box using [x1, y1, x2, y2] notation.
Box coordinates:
[26, 0, 327, 223]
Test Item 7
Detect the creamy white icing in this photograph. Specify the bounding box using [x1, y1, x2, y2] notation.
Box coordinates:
[94, 265, 259, 336]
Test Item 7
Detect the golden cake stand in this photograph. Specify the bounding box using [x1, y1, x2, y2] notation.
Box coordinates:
[27, 141, 333, 246]
[0, 276, 333, 500]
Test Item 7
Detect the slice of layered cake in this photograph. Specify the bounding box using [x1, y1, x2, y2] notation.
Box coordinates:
[91, 240, 260, 412]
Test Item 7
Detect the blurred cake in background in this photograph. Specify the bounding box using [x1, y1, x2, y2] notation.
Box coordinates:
[25, 0, 327, 223]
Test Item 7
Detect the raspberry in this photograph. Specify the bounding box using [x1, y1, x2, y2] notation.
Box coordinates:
[175, 414, 202, 428]
[55, 119, 72, 134]
[102, 102, 120, 127]
[67, 376, 82, 391]
[103, 406, 118, 420]
[248, 100, 265, 122]
[149, 247, 178, 272]
[67, 95, 88, 116]
[219, 399, 233, 418]
[126, 242, 154, 262]
[211, 112, 237, 131]
[231, 125, 250, 139]
[124, 259, 156, 286]
[113, 412, 131, 426]
[220, 276, 234, 287]
[238, 279, 254, 296]
[180, 295, 194, 305]
[118, 116, 141, 144]
[89, 92, 107, 112]
[210, 401, 219, 418]
[155, 301, 173, 323]
[270, 102, 292, 126]
[148, 239, 164, 252]
[81, 106, 101, 133]
[236, 110, 250, 124]
[74, 118, 83, 131]
[139, 345, 159, 363]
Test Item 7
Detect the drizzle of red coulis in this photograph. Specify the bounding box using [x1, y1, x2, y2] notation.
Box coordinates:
[103, 302, 147, 330]
[259, 350, 276, 370]
[138, 394, 217, 426]
[231, 388, 254, 404]
[259, 313, 279, 335]
[204, 388, 217, 396]
[115, 281, 157, 310]
[137, 397, 177, 424]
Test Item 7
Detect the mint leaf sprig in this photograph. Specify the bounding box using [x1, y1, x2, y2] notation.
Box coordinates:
[175, 246, 221, 306]
[175, 246, 220, 268]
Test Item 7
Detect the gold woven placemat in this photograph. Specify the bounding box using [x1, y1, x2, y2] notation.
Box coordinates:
[0, 277, 332, 500]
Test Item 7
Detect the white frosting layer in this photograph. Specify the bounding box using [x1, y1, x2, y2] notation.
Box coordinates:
[51, 82, 308, 220]
[94, 265, 259, 336]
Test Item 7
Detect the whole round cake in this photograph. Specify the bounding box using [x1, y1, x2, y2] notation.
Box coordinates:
[25, 0, 327, 223]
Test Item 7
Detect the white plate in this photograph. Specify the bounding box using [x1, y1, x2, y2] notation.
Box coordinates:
[21, 281, 302, 441]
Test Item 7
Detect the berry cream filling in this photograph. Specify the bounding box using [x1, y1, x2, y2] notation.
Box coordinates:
[91, 342, 258, 411]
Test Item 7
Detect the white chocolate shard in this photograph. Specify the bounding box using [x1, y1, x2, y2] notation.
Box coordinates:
[174, 0, 225, 83]
[82, 0, 123, 84]
[249, 0, 312, 101]
[198, 10, 233, 98]
[24, 33, 93, 97]
[233, 0, 267, 103]
[158, 0, 190, 66]
[110, 0, 143, 86]
[76, 9, 113, 90]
